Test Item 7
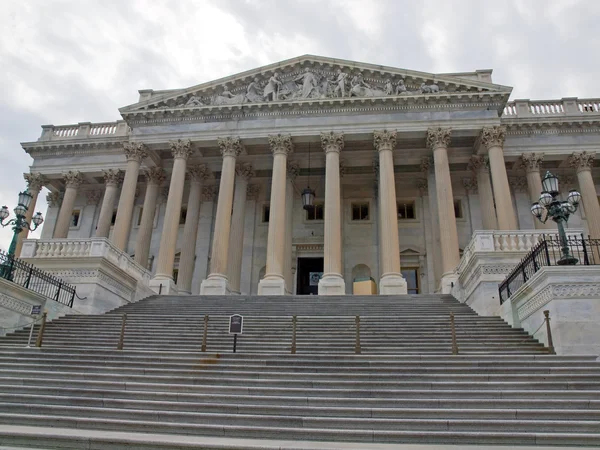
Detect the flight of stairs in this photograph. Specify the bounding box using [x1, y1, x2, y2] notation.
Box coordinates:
[0, 294, 598, 449]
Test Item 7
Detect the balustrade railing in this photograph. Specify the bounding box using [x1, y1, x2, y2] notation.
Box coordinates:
[40, 121, 129, 141]
[503, 98, 600, 118]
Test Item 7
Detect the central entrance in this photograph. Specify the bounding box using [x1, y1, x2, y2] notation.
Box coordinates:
[296, 257, 324, 295]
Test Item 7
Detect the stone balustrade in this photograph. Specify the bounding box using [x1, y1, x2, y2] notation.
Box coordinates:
[39, 121, 129, 141]
[502, 97, 600, 118]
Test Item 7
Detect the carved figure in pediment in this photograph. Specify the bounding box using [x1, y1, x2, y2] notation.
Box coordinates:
[263, 72, 283, 101]
[183, 95, 205, 107]
[396, 79, 408, 95]
[334, 69, 348, 97]
[213, 84, 246, 105]
[420, 82, 440, 94]
[349, 72, 386, 97]
[245, 78, 263, 102]
[384, 79, 394, 95]
[294, 68, 319, 99]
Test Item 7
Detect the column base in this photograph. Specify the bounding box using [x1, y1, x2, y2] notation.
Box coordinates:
[200, 274, 231, 295]
[149, 277, 178, 295]
[318, 274, 345, 295]
[379, 273, 408, 295]
[438, 272, 459, 295]
[258, 276, 286, 296]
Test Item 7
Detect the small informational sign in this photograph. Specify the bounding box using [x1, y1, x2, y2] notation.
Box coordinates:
[309, 272, 323, 286]
[229, 314, 243, 335]
[30, 305, 42, 316]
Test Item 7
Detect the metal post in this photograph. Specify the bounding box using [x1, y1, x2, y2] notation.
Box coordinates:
[233, 334, 237, 353]
[291, 315, 297, 354]
[544, 310, 555, 354]
[450, 312, 459, 355]
[355, 315, 361, 354]
[35, 312, 47, 348]
[117, 313, 127, 350]
[201, 314, 208, 352]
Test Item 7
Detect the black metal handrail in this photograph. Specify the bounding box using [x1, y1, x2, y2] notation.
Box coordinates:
[0, 250, 76, 307]
[499, 234, 600, 304]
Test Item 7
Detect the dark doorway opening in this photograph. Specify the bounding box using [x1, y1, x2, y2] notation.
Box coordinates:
[296, 257, 324, 295]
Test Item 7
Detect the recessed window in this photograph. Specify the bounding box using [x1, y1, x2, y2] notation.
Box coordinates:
[110, 210, 117, 226]
[179, 207, 187, 225]
[70, 210, 81, 227]
[262, 205, 270, 223]
[454, 200, 463, 219]
[306, 203, 324, 221]
[351, 202, 369, 221]
[397, 201, 416, 220]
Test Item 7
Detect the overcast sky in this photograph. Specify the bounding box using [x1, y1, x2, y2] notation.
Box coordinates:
[0, 0, 598, 251]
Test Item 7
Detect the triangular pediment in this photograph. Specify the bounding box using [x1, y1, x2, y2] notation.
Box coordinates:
[119, 55, 512, 120]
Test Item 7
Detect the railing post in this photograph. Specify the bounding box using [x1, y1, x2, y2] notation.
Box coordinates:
[582, 233, 591, 265]
[291, 315, 297, 354]
[544, 240, 551, 266]
[35, 312, 47, 348]
[201, 315, 209, 352]
[355, 315, 361, 354]
[70, 290, 75, 308]
[54, 282, 62, 302]
[544, 310, 556, 354]
[25, 265, 33, 289]
[117, 313, 127, 350]
[450, 312, 459, 355]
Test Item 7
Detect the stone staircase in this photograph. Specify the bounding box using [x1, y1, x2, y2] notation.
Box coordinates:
[0, 294, 598, 448]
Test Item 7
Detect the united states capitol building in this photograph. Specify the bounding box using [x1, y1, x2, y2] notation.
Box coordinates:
[15, 55, 600, 313]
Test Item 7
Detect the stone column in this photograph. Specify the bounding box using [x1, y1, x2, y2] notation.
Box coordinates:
[226, 163, 254, 294]
[482, 126, 518, 230]
[374, 130, 407, 294]
[42, 192, 62, 239]
[16, 173, 46, 257]
[520, 153, 553, 230]
[468, 156, 498, 230]
[53, 171, 84, 239]
[259, 134, 294, 295]
[112, 143, 148, 251]
[178, 164, 210, 295]
[427, 127, 460, 293]
[284, 161, 299, 294]
[151, 139, 194, 294]
[569, 152, 600, 239]
[318, 132, 345, 295]
[95, 169, 123, 238]
[200, 137, 243, 295]
[134, 167, 166, 268]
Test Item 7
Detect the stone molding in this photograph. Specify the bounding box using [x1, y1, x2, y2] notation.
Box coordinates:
[23, 172, 46, 192]
[520, 153, 544, 172]
[480, 126, 506, 150]
[63, 171, 84, 189]
[568, 151, 595, 172]
[235, 162, 255, 180]
[268, 134, 293, 156]
[217, 136, 243, 158]
[426, 127, 451, 150]
[0, 292, 33, 316]
[373, 129, 397, 152]
[246, 184, 261, 199]
[321, 131, 344, 153]
[170, 139, 194, 160]
[188, 164, 211, 182]
[102, 169, 124, 187]
[287, 161, 300, 180]
[86, 190, 102, 205]
[123, 142, 148, 162]
[143, 167, 167, 185]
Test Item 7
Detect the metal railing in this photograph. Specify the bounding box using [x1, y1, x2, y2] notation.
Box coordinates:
[499, 234, 600, 304]
[0, 250, 76, 307]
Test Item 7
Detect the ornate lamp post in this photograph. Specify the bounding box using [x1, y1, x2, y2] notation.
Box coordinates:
[530, 171, 581, 265]
[0, 190, 44, 257]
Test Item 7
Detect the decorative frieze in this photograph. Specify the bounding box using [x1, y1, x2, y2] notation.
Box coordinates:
[123, 142, 148, 162]
[268, 134, 293, 155]
[373, 129, 397, 152]
[63, 171, 83, 188]
[321, 131, 344, 153]
[23, 172, 46, 192]
[102, 169, 124, 187]
[170, 139, 194, 160]
[235, 163, 255, 181]
[480, 126, 506, 150]
[188, 164, 211, 182]
[520, 153, 544, 172]
[143, 167, 167, 186]
[568, 151, 595, 172]
[426, 127, 451, 150]
[217, 136, 243, 158]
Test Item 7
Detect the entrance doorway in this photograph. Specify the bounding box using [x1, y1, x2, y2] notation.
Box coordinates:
[296, 257, 324, 295]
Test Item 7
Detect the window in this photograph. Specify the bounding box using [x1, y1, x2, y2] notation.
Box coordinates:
[262, 205, 270, 223]
[179, 207, 187, 225]
[110, 210, 117, 226]
[397, 201, 416, 220]
[137, 207, 144, 226]
[454, 200, 463, 219]
[70, 210, 81, 227]
[351, 202, 369, 221]
[306, 203, 324, 221]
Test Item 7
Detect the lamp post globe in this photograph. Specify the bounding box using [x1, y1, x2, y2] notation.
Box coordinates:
[0, 190, 44, 258]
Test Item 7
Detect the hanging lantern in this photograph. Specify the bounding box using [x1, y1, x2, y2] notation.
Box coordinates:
[302, 187, 315, 211]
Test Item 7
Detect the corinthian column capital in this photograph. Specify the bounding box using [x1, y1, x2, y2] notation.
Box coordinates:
[188, 164, 211, 182]
[217, 136, 243, 158]
[268, 134, 294, 155]
[321, 131, 344, 153]
[426, 127, 451, 150]
[46, 192, 62, 207]
[170, 139, 194, 160]
[201, 185, 218, 201]
[287, 161, 300, 181]
[86, 190, 102, 205]
[235, 162, 255, 180]
[23, 172, 46, 192]
[568, 151, 596, 172]
[102, 169, 124, 187]
[63, 170, 84, 188]
[123, 142, 148, 162]
[373, 129, 397, 152]
[468, 155, 489, 173]
[520, 153, 544, 172]
[143, 167, 166, 186]
[480, 126, 506, 150]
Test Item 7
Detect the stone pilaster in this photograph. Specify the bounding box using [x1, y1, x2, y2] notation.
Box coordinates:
[200, 137, 243, 295]
[259, 134, 294, 295]
[53, 171, 83, 239]
[468, 155, 498, 230]
[569, 151, 600, 239]
[15, 173, 46, 257]
[226, 163, 255, 294]
[373, 130, 407, 294]
[318, 131, 345, 295]
[482, 126, 518, 230]
[151, 140, 194, 294]
[178, 164, 211, 294]
[95, 169, 123, 238]
[427, 127, 460, 293]
[134, 167, 166, 268]
[520, 153, 553, 229]
[284, 161, 299, 294]
[112, 142, 148, 250]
